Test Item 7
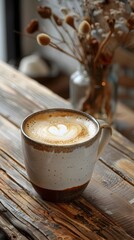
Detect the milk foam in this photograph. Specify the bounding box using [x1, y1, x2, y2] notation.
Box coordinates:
[24, 111, 97, 145]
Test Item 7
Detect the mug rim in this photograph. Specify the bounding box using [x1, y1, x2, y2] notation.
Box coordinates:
[21, 108, 100, 148]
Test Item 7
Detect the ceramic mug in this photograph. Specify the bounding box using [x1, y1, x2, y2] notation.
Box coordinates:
[21, 108, 112, 202]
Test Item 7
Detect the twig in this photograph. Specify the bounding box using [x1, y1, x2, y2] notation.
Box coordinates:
[94, 30, 113, 66]
[50, 17, 75, 55]
[49, 42, 83, 63]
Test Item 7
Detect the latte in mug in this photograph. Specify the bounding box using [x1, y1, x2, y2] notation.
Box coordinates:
[24, 110, 97, 145]
[21, 108, 111, 202]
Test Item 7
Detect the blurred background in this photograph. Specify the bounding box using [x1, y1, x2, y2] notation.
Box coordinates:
[0, 0, 134, 108]
[0, 0, 79, 99]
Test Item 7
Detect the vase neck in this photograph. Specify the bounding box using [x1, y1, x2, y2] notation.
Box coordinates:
[94, 69, 104, 86]
[78, 64, 107, 87]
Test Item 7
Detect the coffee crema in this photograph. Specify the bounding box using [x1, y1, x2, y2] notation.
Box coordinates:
[24, 111, 97, 145]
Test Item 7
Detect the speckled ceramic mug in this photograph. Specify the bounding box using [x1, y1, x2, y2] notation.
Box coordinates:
[21, 108, 112, 202]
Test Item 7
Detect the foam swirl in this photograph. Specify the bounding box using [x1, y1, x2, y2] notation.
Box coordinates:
[24, 112, 97, 145]
[42, 123, 84, 144]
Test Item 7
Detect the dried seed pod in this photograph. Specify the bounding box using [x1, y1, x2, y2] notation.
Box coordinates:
[26, 19, 38, 34]
[37, 6, 52, 18]
[107, 18, 115, 31]
[37, 33, 51, 46]
[78, 20, 91, 34]
[60, 7, 69, 15]
[65, 15, 75, 29]
[53, 14, 62, 26]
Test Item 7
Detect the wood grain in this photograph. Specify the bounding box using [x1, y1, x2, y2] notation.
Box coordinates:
[0, 61, 134, 240]
[0, 215, 28, 240]
[0, 116, 134, 238]
[1, 163, 133, 240]
[0, 60, 70, 109]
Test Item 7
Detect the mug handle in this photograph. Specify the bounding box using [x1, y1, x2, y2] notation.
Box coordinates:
[97, 119, 112, 159]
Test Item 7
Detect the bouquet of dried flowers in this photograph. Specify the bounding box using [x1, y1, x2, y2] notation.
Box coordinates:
[26, 0, 134, 122]
[26, 0, 134, 72]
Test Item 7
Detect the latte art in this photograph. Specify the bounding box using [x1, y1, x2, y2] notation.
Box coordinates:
[41, 122, 85, 144]
[24, 111, 97, 145]
[48, 124, 68, 136]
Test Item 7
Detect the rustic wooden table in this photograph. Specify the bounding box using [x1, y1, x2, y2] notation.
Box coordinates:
[0, 61, 134, 240]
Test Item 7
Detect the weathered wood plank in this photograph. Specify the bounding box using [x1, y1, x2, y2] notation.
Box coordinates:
[83, 179, 134, 237]
[1, 125, 134, 238]
[0, 215, 33, 240]
[0, 80, 42, 126]
[94, 161, 134, 204]
[0, 202, 48, 240]
[111, 129, 134, 159]
[1, 167, 133, 240]
[0, 60, 71, 131]
[0, 176, 106, 240]
[0, 60, 70, 109]
[0, 61, 134, 239]
[0, 116, 24, 165]
[101, 144, 134, 185]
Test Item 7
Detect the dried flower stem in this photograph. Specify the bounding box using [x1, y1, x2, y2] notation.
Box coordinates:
[94, 30, 113, 66]
[40, 28, 64, 43]
[52, 16, 85, 63]
[50, 17, 74, 54]
[14, 30, 37, 41]
[49, 42, 83, 63]
[75, 41, 86, 65]
[63, 25, 86, 63]
[62, 25, 79, 57]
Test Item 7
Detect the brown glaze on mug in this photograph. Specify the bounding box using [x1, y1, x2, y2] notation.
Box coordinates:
[32, 181, 89, 202]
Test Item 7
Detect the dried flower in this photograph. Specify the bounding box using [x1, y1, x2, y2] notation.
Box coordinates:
[78, 20, 91, 34]
[53, 14, 62, 26]
[65, 15, 75, 29]
[107, 18, 115, 31]
[37, 6, 52, 19]
[37, 33, 51, 46]
[26, 1, 134, 74]
[26, 19, 38, 34]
